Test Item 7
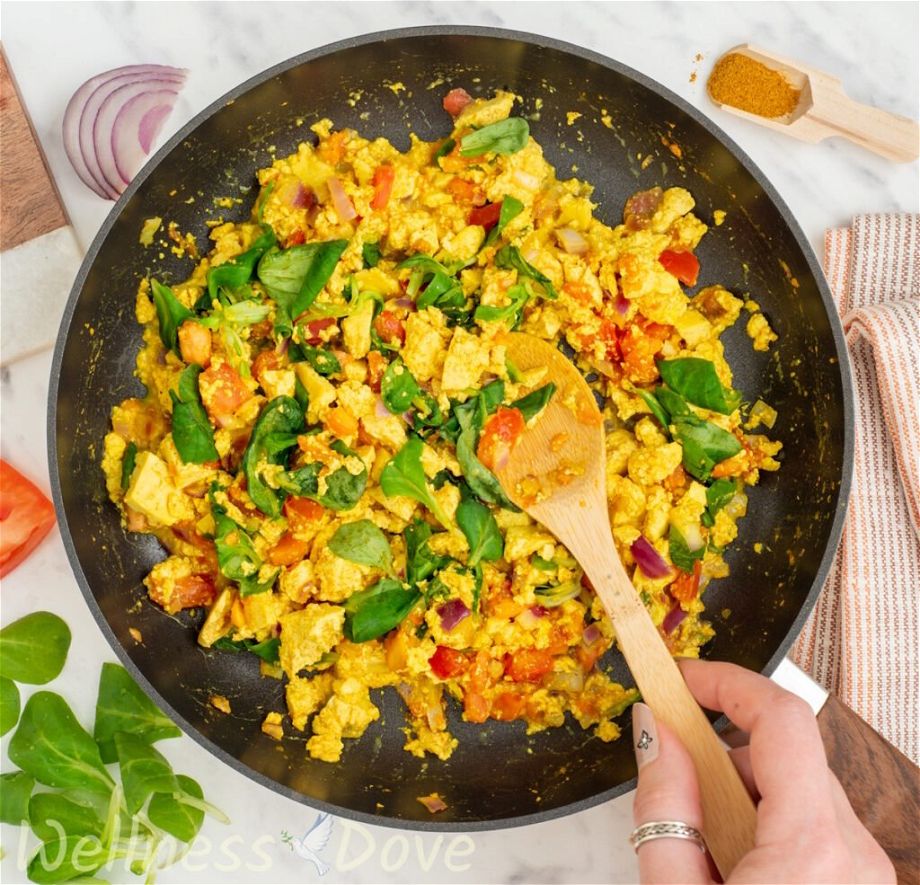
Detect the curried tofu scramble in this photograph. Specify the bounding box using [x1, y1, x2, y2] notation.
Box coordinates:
[103, 87, 781, 764]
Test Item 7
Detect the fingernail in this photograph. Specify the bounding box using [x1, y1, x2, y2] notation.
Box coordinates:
[632, 702, 659, 768]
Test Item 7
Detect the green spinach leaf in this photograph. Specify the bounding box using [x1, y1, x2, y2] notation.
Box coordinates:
[484, 195, 524, 247]
[120, 441, 138, 491]
[669, 524, 705, 573]
[9, 692, 114, 795]
[27, 834, 106, 884]
[404, 519, 450, 584]
[148, 774, 205, 843]
[454, 404, 517, 509]
[0, 771, 33, 824]
[169, 365, 219, 464]
[380, 435, 451, 528]
[704, 478, 737, 528]
[242, 396, 306, 517]
[494, 245, 558, 299]
[659, 358, 741, 415]
[211, 635, 281, 664]
[114, 731, 181, 815]
[381, 358, 421, 414]
[362, 241, 382, 268]
[29, 793, 103, 842]
[299, 344, 341, 376]
[343, 578, 421, 643]
[509, 382, 557, 422]
[150, 279, 193, 353]
[0, 612, 71, 685]
[93, 663, 181, 763]
[329, 520, 395, 576]
[456, 494, 503, 567]
[459, 117, 530, 156]
[672, 416, 742, 482]
[474, 283, 529, 327]
[636, 389, 671, 430]
[213, 509, 277, 597]
[206, 225, 276, 304]
[1, 675, 21, 736]
[277, 440, 367, 511]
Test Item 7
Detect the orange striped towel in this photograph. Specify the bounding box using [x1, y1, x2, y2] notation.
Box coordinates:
[793, 214, 919, 764]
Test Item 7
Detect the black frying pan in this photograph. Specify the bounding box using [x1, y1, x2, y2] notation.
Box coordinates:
[49, 27, 853, 831]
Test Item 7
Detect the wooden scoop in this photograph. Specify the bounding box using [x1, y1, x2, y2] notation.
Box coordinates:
[709, 44, 919, 163]
[495, 334, 756, 876]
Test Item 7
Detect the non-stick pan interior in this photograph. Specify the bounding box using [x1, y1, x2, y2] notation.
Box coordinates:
[51, 28, 850, 829]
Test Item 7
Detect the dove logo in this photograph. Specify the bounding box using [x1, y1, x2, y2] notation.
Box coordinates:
[281, 812, 334, 876]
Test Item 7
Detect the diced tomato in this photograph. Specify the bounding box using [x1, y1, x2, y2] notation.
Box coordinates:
[491, 692, 526, 721]
[429, 645, 469, 679]
[0, 461, 56, 578]
[504, 649, 555, 683]
[252, 348, 285, 387]
[477, 407, 526, 470]
[463, 650, 493, 722]
[149, 573, 215, 613]
[324, 406, 358, 439]
[284, 496, 325, 530]
[199, 362, 250, 423]
[442, 87, 472, 117]
[286, 229, 306, 247]
[317, 129, 347, 164]
[575, 638, 606, 673]
[623, 187, 663, 231]
[177, 320, 212, 367]
[373, 311, 405, 345]
[370, 165, 395, 210]
[670, 559, 702, 603]
[448, 177, 478, 204]
[468, 201, 502, 230]
[298, 316, 337, 344]
[659, 249, 700, 287]
[367, 350, 387, 392]
[269, 531, 310, 566]
[619, 321, 671, 384]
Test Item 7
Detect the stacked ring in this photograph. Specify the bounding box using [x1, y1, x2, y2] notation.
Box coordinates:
[629, 821, 707, 853]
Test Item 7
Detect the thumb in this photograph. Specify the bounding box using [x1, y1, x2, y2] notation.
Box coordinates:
[631, 702, 712, 885]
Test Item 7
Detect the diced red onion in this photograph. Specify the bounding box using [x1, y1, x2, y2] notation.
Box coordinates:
[515, 607, 543, 630]
[662, 605, 687, 634]
[63, 64, 187, 200]
[614, 292, 630, 316]
[630, 535, 672, 579]
[582, 623, 602, 645]
[437, 599, 470, 632]
[290, 181, 315, 209]
[328, 176, 357, 221]
[393, 297, 414, 309]
[556, 227, 588, 255]
[375, 396, 391, 418]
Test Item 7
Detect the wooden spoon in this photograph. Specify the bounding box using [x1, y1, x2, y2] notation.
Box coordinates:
[495, 333, 756, 876]
[708, 44, 919, 163]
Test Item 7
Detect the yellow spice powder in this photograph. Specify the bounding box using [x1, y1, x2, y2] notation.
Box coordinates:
[707, 53, 801, 119]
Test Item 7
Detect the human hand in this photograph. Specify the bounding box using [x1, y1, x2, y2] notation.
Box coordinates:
[631, 659, 895, 884]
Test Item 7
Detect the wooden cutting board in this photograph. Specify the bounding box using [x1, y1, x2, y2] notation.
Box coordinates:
[0, 45, 83, 365]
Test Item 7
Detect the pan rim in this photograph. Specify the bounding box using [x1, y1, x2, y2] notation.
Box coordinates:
[47, 23, 855, 833]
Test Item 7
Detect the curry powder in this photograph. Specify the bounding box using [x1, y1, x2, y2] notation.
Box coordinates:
[707, 53, 801, 119]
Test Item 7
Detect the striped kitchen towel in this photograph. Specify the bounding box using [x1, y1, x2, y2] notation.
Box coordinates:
[793, 213, 920, 764]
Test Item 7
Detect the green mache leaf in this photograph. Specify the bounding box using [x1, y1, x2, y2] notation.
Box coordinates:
[0, 770, 34, 824]
[494, 245, 558, 299]
[474, 283, 528, 327]
[706, 478, 737, 519]
[169, 365, 219, 464]
[484, 195, 525, 247]
[115, 731, 181, 816]
[329, 519, 395, 576]
[1, 675, 21, 735]
[150, 279, 193, 354]
[207, 225, 276, 304]
[456, 495, 503, 567]
[317, 441, 368, 510]
[459, 117, 530, 156]
[120, 442, 138, 492]
[380, 435, 451, 528]
[636, 389, 671, 431]
[531, 556, 557, 572]
[510, 382, 557, 422]
[454, 405, 518, 510]
[93, 663, 181, 764]
[433, 138, 456, 167]
[534, 581, 581, 608]
[669, 524, 706, 573]
[9, 693, 113, 795]
[213, 509, 277, 598]
[655, 387, 691, 419]
[658, 358, 742, 415]
[211, 635, 281, 664]
[362, 241, 382, 268]
[257, 240, 348, 335]
[0, 612, 72, 686]
[29, 793, 104, 842]
[404, 519, 449, 585]
[242, 396, 306, 517]
[27, 835, 106, 884]
[673, 416, 742, 482]
[381, 358, 421, 414]
[300, 345, 341, 377]
[344, 578, 421, 643]
[148, 774, 204, 843]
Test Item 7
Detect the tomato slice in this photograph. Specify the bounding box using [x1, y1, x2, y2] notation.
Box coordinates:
[670, 559, 702, 603]
[370, 165, 395, 210]
[429, 645, 469, 679]
[199, 362, 251, 422]
[298, 316, 337, 344]
[373, 311, 405, 345]
[283, 496, 325, 531]
[442, 87, 472, 117]
[269, 531, 310, 566]
[504, 649, 554, 683]
[0, 461, 56, 578]
[659, 249, 700, 287]
[477, 407, 526, 470]
[468, 201, 502, 230]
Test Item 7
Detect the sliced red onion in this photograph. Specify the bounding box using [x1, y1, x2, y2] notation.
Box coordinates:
[556, 227, 588, 255]
[290, 181, 315, 209]
[614, 292, 630, 316]
[631, 535, 672, 579]
[515, 607, 544, 630]
[374, 396, 391, 418]
[107, 87, 180, 187]
[437, 599, 470, 632]
[662, 605, 687, 634]
[328, 176, 357, 222]
[392, 297, 414, 309]
[582, 623, 602, 645]
[65, 65, 186, 199]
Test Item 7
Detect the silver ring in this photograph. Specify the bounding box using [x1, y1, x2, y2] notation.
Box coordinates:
[629, 820, 707, 853]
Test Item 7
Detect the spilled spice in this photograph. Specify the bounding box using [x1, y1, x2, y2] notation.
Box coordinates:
[707, 52, 800, 118]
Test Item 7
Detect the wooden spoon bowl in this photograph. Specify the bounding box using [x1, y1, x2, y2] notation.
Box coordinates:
[496, 333, 757, 876]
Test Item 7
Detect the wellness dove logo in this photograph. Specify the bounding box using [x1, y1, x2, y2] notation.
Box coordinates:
[281, 812, 334, 876]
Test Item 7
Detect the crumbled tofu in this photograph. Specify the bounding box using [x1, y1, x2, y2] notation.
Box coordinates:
[210, 695, 231, 714]
[286, 672, 335, 730]
[279, 605, 345, 678]
[441, 327, 490, 395]
[124, 451, 195, 527]
[261, 712, 284, 740]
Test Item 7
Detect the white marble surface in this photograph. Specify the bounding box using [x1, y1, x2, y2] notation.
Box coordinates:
[0, 2, 916, 883]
